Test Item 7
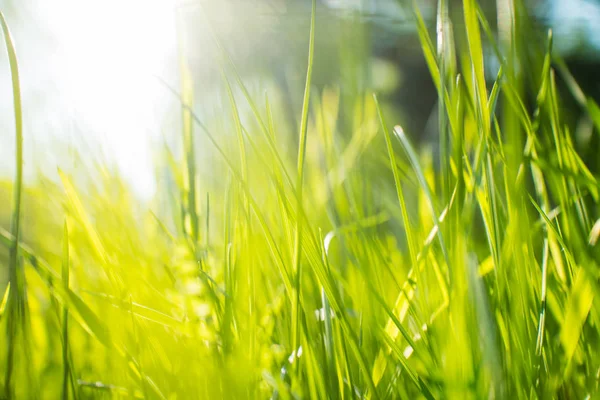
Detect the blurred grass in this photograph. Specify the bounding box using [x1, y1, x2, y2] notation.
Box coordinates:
[2, 0, 600, 399]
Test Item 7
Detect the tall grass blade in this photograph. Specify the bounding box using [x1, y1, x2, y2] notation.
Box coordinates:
[394, 126, 450, 270]
[175, 9, 199, 243]
[61, 221, 71, 400]
[463, 0, 490, 132]
[291, 0, 316, 363]
[0, 11, 25, 398]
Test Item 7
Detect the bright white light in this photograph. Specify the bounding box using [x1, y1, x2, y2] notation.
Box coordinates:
[38, 0, 178, 199]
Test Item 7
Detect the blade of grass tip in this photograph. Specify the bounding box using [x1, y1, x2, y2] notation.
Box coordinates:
[374, 96, 418, 270]
[0, 11, 24, 398]
[291, 0, 316, 366]
[413, 0, 459, 135]
[412, 0, 440, 89]
[554, 55, 600, 135]
[437, 0, 451, 204]
[488, 66, 504, 121]
[535, 30, 553, 110]
[527, 195, 580, 283]
[463, 0, 490, 133]
[454, 75, 466, 211]
[62, 221, 71, 400]
[535, 239, 549, 376]
[476, 3, 503, 66]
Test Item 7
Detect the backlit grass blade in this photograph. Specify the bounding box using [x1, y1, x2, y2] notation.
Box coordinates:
[58, 170, 122, 291]
[412, 1, 440, 89]
[535, 237, 549, 377]
[0, 13, 23, 250]
[319, 230, 336, 392]
[159, 82, 296, 295]
[394, 125, 450, 270]
[436, 0, 452, 203]
[175, 9, 199, 243]
[201, 7, 296, 192]
[0, 283, 9, 318]
[222, 72, 248, 181]
[381, 333, 435, 400]
[373, 96, 422, 387]
[1, 11, 25, 398]
[412, 0, 458, 134]
[79, 291, 184, 329]
[561, 268, 594, 368]
[2, 0, 600, 397]
[463, 0, 490, 132]
[374, 96, 418, 268]
[62, 221, 72, 400]
[554, 56, 600, 135]
[291, 0, 316, 362]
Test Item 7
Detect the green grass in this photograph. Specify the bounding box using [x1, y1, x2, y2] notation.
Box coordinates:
[2, 0, 600, 398]
[0, 10, 29, 399]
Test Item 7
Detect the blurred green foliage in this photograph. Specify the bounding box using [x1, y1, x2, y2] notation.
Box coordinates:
[2, 0, 600, 399]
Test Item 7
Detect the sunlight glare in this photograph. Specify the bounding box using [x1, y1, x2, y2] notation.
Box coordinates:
[39, 0, 178, 198]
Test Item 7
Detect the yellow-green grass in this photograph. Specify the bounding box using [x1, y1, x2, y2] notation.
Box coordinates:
[2, 1, 600, 399]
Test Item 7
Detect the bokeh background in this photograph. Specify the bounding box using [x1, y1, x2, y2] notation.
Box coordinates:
[1, 0, 600, 199]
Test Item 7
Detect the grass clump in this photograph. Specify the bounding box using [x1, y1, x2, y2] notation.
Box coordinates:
[2, 0, 600, 398]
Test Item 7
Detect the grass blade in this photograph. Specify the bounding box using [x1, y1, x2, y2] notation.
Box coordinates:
[62, 221, 71, 400]
[291, 0, 316, 362]
[463, 0, 490, 133]
[0, 11, 25, 398]
[394, 125, 450, 271]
